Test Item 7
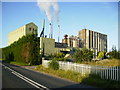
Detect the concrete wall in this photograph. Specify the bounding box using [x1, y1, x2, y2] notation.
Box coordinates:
[78, 29, 86, 48]
[26, 22, 38, 35]
[8, 25, 26, 45]
[8, 22, 38, 46]
[40, 37, 71, 56]
[40, 37, 56, 55]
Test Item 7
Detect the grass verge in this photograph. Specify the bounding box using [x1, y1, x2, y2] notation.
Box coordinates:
[10, 61, 30, 66]
[35, 65, 120, 88]
[77, 59, 120, 66]
[0, 58, 4, 61]
[81, 74, 120, 88]
[35, 65, 85, 82]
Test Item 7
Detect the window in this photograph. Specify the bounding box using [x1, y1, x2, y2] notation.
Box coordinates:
[29, 28, 31, 31]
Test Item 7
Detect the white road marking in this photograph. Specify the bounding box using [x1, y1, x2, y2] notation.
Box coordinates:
[3, 65, 15, 72]
[2, 63, 49, 90]
[12, 71, 40, 89]
[12, 71, 49, 89]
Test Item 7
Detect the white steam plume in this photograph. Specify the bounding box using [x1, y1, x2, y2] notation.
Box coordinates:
[37, 0, 59, 23]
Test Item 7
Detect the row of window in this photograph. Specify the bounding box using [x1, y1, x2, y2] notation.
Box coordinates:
[29, 27, 37, 32]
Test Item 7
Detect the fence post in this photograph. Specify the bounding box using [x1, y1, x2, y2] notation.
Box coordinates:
[95, 66, 96, 75]
[84, 65, 87, 75]
[42, 57, 45, 66]
[109, 66, 111, 80]
[73, 63, 74, 71]
[69, 62, 71, 70]
[88, 65, 90, 74]
[79, 64, 80, 73]
[82, 64, 83, 75]
[115, 66, 116, 81]
[98, 66, 100, 75]
[68, 62, 70, 70]
[61, 61, 62, 69]
[101, 66, 103, 79]
[75, 63, 76, 71]
[104, 66, 106, 79]
[113, 66, 115, 80]
[107, 66, 109, 80]
[102, 66, 104, 79]
[111, 67, 112, 80]
[118, 66, 120, 81]
[59, 61, 61, 69]
[117, 66, 118, 81]
[68, 62, 69, 70]
[76, 63, 77, 72]
[96, 66, 98, 75]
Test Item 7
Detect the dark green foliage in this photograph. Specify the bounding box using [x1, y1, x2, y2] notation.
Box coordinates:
[108, 46, 120, 59]
[56, 58, 66, 61]
[2, 34, 40, 65]
[46, 52, 66, 61]
[48, 58, 59, 70]
[53, 53, 66, 61]
[54, 52, 65, 58]
[73, 48, 93, 63]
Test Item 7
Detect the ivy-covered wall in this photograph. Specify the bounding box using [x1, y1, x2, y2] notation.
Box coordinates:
[2, 34, 41, 65]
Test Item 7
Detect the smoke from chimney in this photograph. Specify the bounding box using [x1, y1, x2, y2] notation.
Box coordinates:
[37, 0, 59, 23]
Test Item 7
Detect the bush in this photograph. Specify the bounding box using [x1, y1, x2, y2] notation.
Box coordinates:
[73, 48, 93, 63]
[97, 51, 104, 59]
[47, 53, 66, 61]
[108, 46, 120, 59]
[48, 58, 59, 70]
[57, 57, 66, 61]
[54, 52, 65, 58]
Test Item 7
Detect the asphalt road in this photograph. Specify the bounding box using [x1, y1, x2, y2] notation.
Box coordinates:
[1, 61, 97, 89]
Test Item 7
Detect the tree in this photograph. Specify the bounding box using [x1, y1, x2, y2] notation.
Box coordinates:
[73, 49, 83, 62]
[108, 46, 120, 59]
[73, 48, 93, 63]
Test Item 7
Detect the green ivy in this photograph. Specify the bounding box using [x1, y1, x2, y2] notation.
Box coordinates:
[2, 34, 40, 65]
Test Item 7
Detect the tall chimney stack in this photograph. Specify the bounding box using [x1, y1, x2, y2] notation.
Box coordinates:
[49, 23, 53, 38]
[58, 25, 60, 42]
[40, 19, 45, 37]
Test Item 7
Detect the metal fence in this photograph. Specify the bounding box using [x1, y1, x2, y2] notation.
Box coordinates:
[43, 60, 120, 81]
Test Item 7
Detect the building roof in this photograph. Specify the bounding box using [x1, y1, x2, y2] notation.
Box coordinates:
[8, 22, 38, 34]
[79, 29, 107, 36]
